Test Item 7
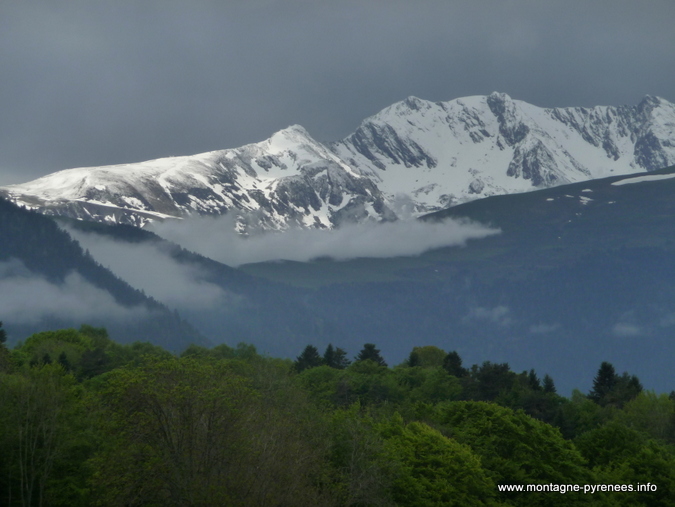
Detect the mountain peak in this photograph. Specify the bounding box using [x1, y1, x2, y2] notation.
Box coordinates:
[488, 91, 512, 101]
[268, 124, 313, 142]
[403, 96, 426, 110]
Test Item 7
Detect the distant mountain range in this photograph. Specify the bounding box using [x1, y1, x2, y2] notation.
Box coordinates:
[2, 93, 674, 231]
[3, 164, 675, 393]
[238, 164, 675, 394]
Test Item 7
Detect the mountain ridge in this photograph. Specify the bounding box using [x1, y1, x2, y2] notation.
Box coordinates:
[2, 92, 674, 231]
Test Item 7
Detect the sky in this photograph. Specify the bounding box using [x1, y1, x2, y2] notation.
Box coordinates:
[1, 0, 674, 185]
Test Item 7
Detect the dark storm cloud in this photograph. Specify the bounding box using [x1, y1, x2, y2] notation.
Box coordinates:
[1, 1, 673, 184]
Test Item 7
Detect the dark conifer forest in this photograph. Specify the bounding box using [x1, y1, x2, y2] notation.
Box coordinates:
[1, 324, 674, 506]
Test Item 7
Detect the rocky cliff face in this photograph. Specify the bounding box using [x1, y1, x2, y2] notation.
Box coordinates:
[332, 93, 675, 213]
[2, 93, 674, 231]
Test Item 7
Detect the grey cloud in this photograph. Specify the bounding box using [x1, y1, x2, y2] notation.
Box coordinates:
[148, 216, 500, 267]
[1, 1, 674, 185]
[0, 259, 148, 325]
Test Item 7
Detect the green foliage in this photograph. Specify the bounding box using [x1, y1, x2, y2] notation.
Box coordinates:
[619, 391, 675, 442]
[0, 365, 91, 507]
[78, 324, 111, 349]
[575, 422, 646, 469]
[2, 329, 675, 506]
[18, 328, 93, 365]
[327, 406, 395, 505]
[379, 415, 497, 506]
[575, 422, 675, 506]
[0, 332, 11, 373]
[298, 365, 346, 407]
[556, 389, 605, 439]
[91, 356, 333, 506]
[435, 401, 592, 505]
[91, 357, 255, 505]
[406, 345, 446, 368]
[402, 367, 463, 405]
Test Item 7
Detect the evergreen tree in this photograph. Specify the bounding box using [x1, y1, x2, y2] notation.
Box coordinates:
[587, 363, 643, 408]
[588, 362, 618, 405]
[407, 350, 420, 367]
[294, 345, 323, 372]
[323, 344, 337, 368]
[474, 362, 514, 401]
[0, 320, 7, 344]
[605, 373, 643, 408]
[355, 343, 387, 367]
[528, 369, 542, 391]
[333, 347, 351, 369]
[443, 351, 468, 377]
[58, 351, 71, 372]
[542, 374, 557, 394]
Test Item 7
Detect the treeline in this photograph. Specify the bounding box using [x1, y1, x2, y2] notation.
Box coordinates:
[1, 325, 674, 506]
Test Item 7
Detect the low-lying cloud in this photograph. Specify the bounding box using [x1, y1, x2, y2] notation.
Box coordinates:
[463, 305, 513, 327]
[149, 216, 500, 267]
[529, 323, 561, 334]
[65, 227, 239, 310]
[612, 322, 643, 337]
[0, 259, 147, 325]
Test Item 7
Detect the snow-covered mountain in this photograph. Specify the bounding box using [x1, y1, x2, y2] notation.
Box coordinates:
[332, 93, 675, 212]
[2, 93, 674, 231]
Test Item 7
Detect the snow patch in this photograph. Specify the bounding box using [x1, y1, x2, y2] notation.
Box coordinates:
[611, 173, 675, 186]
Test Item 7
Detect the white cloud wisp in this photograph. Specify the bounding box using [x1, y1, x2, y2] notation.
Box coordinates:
[0, 259, 148, 325]
[149, 216, 500, 267]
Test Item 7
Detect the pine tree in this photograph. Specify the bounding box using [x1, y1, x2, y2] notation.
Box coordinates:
[294, 345, 323, 372]
[542, 374, 556, 394]
[528, 369, 542, 391]
[323, 344, 337, 368]
[475, 362, 514, 401]
[442, 351, 468, 377]
[355, 343, 387, 367]
[0, 321, 6, 344]
[588, 362, 617, 405]
[58, 351, 71, 372]
[333, 347, 351, 369]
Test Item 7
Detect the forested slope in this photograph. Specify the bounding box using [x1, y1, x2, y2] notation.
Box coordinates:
[1, 326, 673, 506]
[0, 198, 205, 350]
